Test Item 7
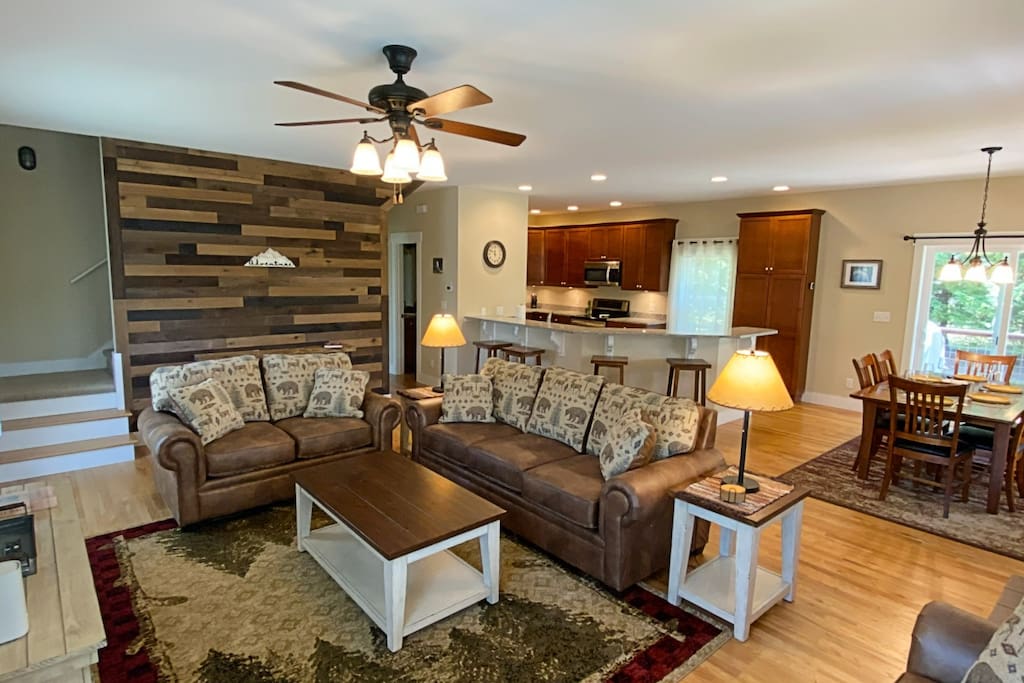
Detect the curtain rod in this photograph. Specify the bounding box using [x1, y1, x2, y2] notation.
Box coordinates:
[675, 238, 736, 245]
[903, 234, 1024, 242]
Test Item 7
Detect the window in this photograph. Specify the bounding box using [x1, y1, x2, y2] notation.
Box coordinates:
[907, 240, 1024, 382]
[666, 238, 738, 334]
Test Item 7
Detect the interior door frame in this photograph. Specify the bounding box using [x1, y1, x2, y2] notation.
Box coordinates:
[387, 232, 423, 376]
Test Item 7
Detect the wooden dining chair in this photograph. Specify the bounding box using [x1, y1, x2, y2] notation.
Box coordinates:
[880, 376, 974, 518]
[852, 354, 882, 389]
[953, 350, 1017, 384]
[872, 349, 898, 382]
[851, 353, 889, 474]
[960, 417, 1024, 513]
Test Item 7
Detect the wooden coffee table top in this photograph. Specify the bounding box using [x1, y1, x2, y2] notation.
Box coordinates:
[292, 450, 505, 561]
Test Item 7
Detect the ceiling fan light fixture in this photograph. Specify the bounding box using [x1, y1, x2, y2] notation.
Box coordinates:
[392, 137, 421, 173]
[416, 139, 447, 182]
[350, 133, 383, 176]
[938, 255, 963, 282]
[991, 257, 1015, 284]
[381, 151, 412, 184]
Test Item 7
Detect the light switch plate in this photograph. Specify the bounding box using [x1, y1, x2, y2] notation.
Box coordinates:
[873, 311, 891, 323]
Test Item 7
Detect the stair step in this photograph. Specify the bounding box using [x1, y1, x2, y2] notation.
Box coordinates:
[3, 409, 130, 431]
[0, 434, 137, 465]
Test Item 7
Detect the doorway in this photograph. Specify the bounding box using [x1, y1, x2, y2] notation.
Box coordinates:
[388, 232, 423, 381]
[401, 244, 417, 375]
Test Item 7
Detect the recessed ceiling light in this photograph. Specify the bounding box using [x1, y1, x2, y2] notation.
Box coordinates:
[590, 174, 607, 182]
[529, 209, 541, 214]
[567, 205, 579, 211]
[518, 184, 533, 191]
[711, 176, 728, 183]
[773, 185, 790, 192]
[609, 201, 622, 207]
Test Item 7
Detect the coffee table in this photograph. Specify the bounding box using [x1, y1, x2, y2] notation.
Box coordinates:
[292, 450, 505, 652]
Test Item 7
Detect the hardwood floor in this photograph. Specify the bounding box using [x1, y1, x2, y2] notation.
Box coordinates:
[35, 402, 1024, 681]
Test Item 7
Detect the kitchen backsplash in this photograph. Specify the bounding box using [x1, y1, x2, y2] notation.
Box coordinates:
[525, 286, 668, 316]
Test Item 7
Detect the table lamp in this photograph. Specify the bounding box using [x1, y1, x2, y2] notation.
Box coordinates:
[706, 349, 794, 493]
[420, 313, 467, 392]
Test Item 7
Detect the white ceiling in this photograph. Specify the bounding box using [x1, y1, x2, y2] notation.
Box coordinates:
[3, 0, 1024, 211]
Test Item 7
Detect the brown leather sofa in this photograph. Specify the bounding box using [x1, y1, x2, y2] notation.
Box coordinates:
[897, 575, 1024, 682]
[140, 389, 400, 526]
[407, 397, 725, 591]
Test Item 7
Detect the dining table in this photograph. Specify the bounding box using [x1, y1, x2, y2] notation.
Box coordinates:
[850, 380, 1024, 514]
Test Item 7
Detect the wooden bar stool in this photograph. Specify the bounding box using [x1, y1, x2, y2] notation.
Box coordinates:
[666, 358, 712, 405]
[473, 340, 513, 372]
[591, 355, 629, 384]
[501, 345, 545, 365]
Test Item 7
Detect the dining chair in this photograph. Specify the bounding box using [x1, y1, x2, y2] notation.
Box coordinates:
[960, 417, 1024, 513]
[880, 376, 974, 518]
[872, 349, 898, 382]
[851, 353, 888, 474]
[953, 350, 1017, 384]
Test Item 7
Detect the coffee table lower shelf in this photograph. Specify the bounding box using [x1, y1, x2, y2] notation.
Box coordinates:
[675, 556, 790, 624]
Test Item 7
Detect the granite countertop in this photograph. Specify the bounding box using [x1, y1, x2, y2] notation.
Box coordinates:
[465, 314, 776, 339]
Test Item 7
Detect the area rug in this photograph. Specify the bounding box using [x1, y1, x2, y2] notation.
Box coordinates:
[87, 505, 729, 682]
[778, 437, 1024, 561]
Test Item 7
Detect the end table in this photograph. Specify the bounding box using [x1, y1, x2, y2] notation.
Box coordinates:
[395, 387, 443, 455]
[666, 475, 809, 641]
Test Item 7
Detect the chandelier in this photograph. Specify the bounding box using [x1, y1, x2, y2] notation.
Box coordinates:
[937, 146, 1014, 284]
[349, 130, 446, 202]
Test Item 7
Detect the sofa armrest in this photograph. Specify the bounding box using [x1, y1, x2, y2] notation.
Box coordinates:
[406, 397, 443, 460]
[905, 601, 996, 683]
[138, 407, 205, 480]
[363, 390, 401, 449]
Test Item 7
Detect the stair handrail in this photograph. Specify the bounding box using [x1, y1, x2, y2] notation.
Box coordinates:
[70, 258, 108, 285]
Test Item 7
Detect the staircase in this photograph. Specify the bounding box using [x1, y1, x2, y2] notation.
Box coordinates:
[0, 352, 135, 482]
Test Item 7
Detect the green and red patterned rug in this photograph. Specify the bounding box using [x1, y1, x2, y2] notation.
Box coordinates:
[87, 505, 729, 682]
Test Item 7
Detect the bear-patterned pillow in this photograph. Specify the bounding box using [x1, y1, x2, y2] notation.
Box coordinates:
[262, 353, 353, 420]
[439, 374, 495, 423]
[150, 355, 269, 422]
[525, 367, 604, 452]
[167, 378, 245, 445]
[599, 408, 657, 480]
[642, 397, 702, 460]
[481, 357, 544, 430]
[961, 594, 1024, 682]
[303, 368, 370, 418]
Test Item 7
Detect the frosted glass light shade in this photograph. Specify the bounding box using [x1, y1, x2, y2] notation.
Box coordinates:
[964, 257, 988, 283]
[707, 350, 793, 412]
[417, 145, 447, 181]
[392, 138, 421, 173]
[938, 257, 963, 282]
[420, 314, 466, 348]
[350, 140, 382, 176]
[990, 257, 1015, 284]
[381, 152, 411, 184]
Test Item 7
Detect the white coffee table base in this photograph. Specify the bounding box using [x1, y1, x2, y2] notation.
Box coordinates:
[296, 484, 500, 652]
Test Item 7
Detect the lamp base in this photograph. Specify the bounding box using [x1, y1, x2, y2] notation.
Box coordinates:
[721, 473, 760, 493]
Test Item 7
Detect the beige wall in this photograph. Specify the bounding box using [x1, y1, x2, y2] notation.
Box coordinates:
[531, 175, 1024, 401]
[0, 125, 112, 371]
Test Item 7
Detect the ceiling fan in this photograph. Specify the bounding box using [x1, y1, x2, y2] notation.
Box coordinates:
[275, 44, 526, 190]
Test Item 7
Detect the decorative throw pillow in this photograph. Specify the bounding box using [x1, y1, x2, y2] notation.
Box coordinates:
[961, 596, 1024, 682]
[262, 353, 353, 421]
[481, 357, 544, 430]
[599, 408, 657, 480]
[642, 397, 703, 460]
[150, 355, 269, 422]
[167, 378, 244, 445]
[586, 383, 667, 457]
[525, 367, 604, 452]
[439, 374, 495, 423]
[303, 368, 370, 418]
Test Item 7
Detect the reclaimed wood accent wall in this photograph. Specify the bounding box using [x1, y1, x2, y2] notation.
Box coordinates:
[102, 139, 402, 412]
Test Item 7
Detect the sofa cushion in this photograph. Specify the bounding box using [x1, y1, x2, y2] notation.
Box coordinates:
[586, 383, 667, 456]
[643, 397, 703, 459]
[421, 422, 522, 465]
[526, 367, 604, 452]
[262, 352, 352, 421]
[167, 378, 245, 445]
[303, 368, 369, 419]
[439, 374, 495, 423]
[522, 455, 604, 529]
[481, 358, 544, 430]
[599, 408, 657, 480]
[151, 354, 269, 422]
[463, 433, 579, 492]
[205, 422, 295, 477]
[275, 417, 372, 458]
[961, 594, 1024, 683]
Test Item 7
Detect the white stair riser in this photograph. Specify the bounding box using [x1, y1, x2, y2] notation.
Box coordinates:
[0, 444, 135, 482]
[0, 418, 130, 452]
[0, 393, 120, 421]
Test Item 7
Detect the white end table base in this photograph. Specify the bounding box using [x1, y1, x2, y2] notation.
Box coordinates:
[296, 484, 500, 651]
[666, 497, 804, 641]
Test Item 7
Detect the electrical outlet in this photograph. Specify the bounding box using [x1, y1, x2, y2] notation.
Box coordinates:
[845, 377, 855, 389]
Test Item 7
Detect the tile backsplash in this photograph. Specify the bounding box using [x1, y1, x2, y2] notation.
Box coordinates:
[525, 286, 667, 315]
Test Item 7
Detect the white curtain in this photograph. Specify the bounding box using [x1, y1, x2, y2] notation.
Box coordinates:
[666, 239, 738, 335]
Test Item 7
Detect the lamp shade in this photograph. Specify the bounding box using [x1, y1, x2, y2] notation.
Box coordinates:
[937, 257, 963, 282]
[991, 257, 1015, 284]
[392, 138, 421, 173]
[417, 142, 447, 182]
[707, 350, 794, 412]
[350, 138, 382, 176]
[381, 151, 412, 184]
[420, 314, 466, 348]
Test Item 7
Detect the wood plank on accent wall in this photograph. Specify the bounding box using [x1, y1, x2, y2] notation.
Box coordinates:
[103, 138, 414, 412]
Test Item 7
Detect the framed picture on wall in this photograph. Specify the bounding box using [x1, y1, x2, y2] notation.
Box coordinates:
[840, 259, 883, 289]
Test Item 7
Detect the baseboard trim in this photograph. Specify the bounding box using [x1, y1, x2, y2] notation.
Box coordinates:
[801, 392, 862, 412]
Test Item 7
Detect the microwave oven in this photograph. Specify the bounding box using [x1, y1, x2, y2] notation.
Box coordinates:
[583, 260, 622, 286]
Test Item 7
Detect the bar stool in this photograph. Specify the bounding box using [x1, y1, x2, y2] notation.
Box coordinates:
[666, 358, 712, 405]
[502, 345, 545, 365]
[473, 340, 514, 372]
[591, 355, 629, 384]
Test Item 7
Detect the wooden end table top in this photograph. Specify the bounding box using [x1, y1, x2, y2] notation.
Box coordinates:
[292, 450, 505, 561]
[673, 478, 811, 527]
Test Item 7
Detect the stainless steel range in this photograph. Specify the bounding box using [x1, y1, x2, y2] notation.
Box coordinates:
[569, 298, 630, 327]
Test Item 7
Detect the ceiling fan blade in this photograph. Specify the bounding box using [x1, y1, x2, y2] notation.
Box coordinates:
[275, 117, 384, 127]
[408, 84, 492, 118]
[274, 80, 384, 113]
[423, 118, 526, 147]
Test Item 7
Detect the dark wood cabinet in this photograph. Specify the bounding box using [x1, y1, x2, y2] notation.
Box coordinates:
[543, 229, 568, 286]
[566, 228, 590, 286]
[732, 209, 824, 400]
[527, 229, 545, 285]
[619, 219, 677, 291]
[587, 225, 622, 260]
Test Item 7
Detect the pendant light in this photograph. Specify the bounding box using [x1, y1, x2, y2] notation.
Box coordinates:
[350, 132, 383, 176]
[416, 139, 447, 181]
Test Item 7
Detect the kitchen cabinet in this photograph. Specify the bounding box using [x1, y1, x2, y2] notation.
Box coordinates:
[619, 219, 677, 291]
[527, 229, 545, 285]
[588, 225, 623, 260]
[566, 228, 589, 286]
[732, 209, 824, 400]
[543, 229, 568, 286]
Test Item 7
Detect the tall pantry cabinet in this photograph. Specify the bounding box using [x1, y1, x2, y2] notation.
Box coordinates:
[731, 209, 824, 400]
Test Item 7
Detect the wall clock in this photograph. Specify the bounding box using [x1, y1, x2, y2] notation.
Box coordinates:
[483, 240, 506, 268]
